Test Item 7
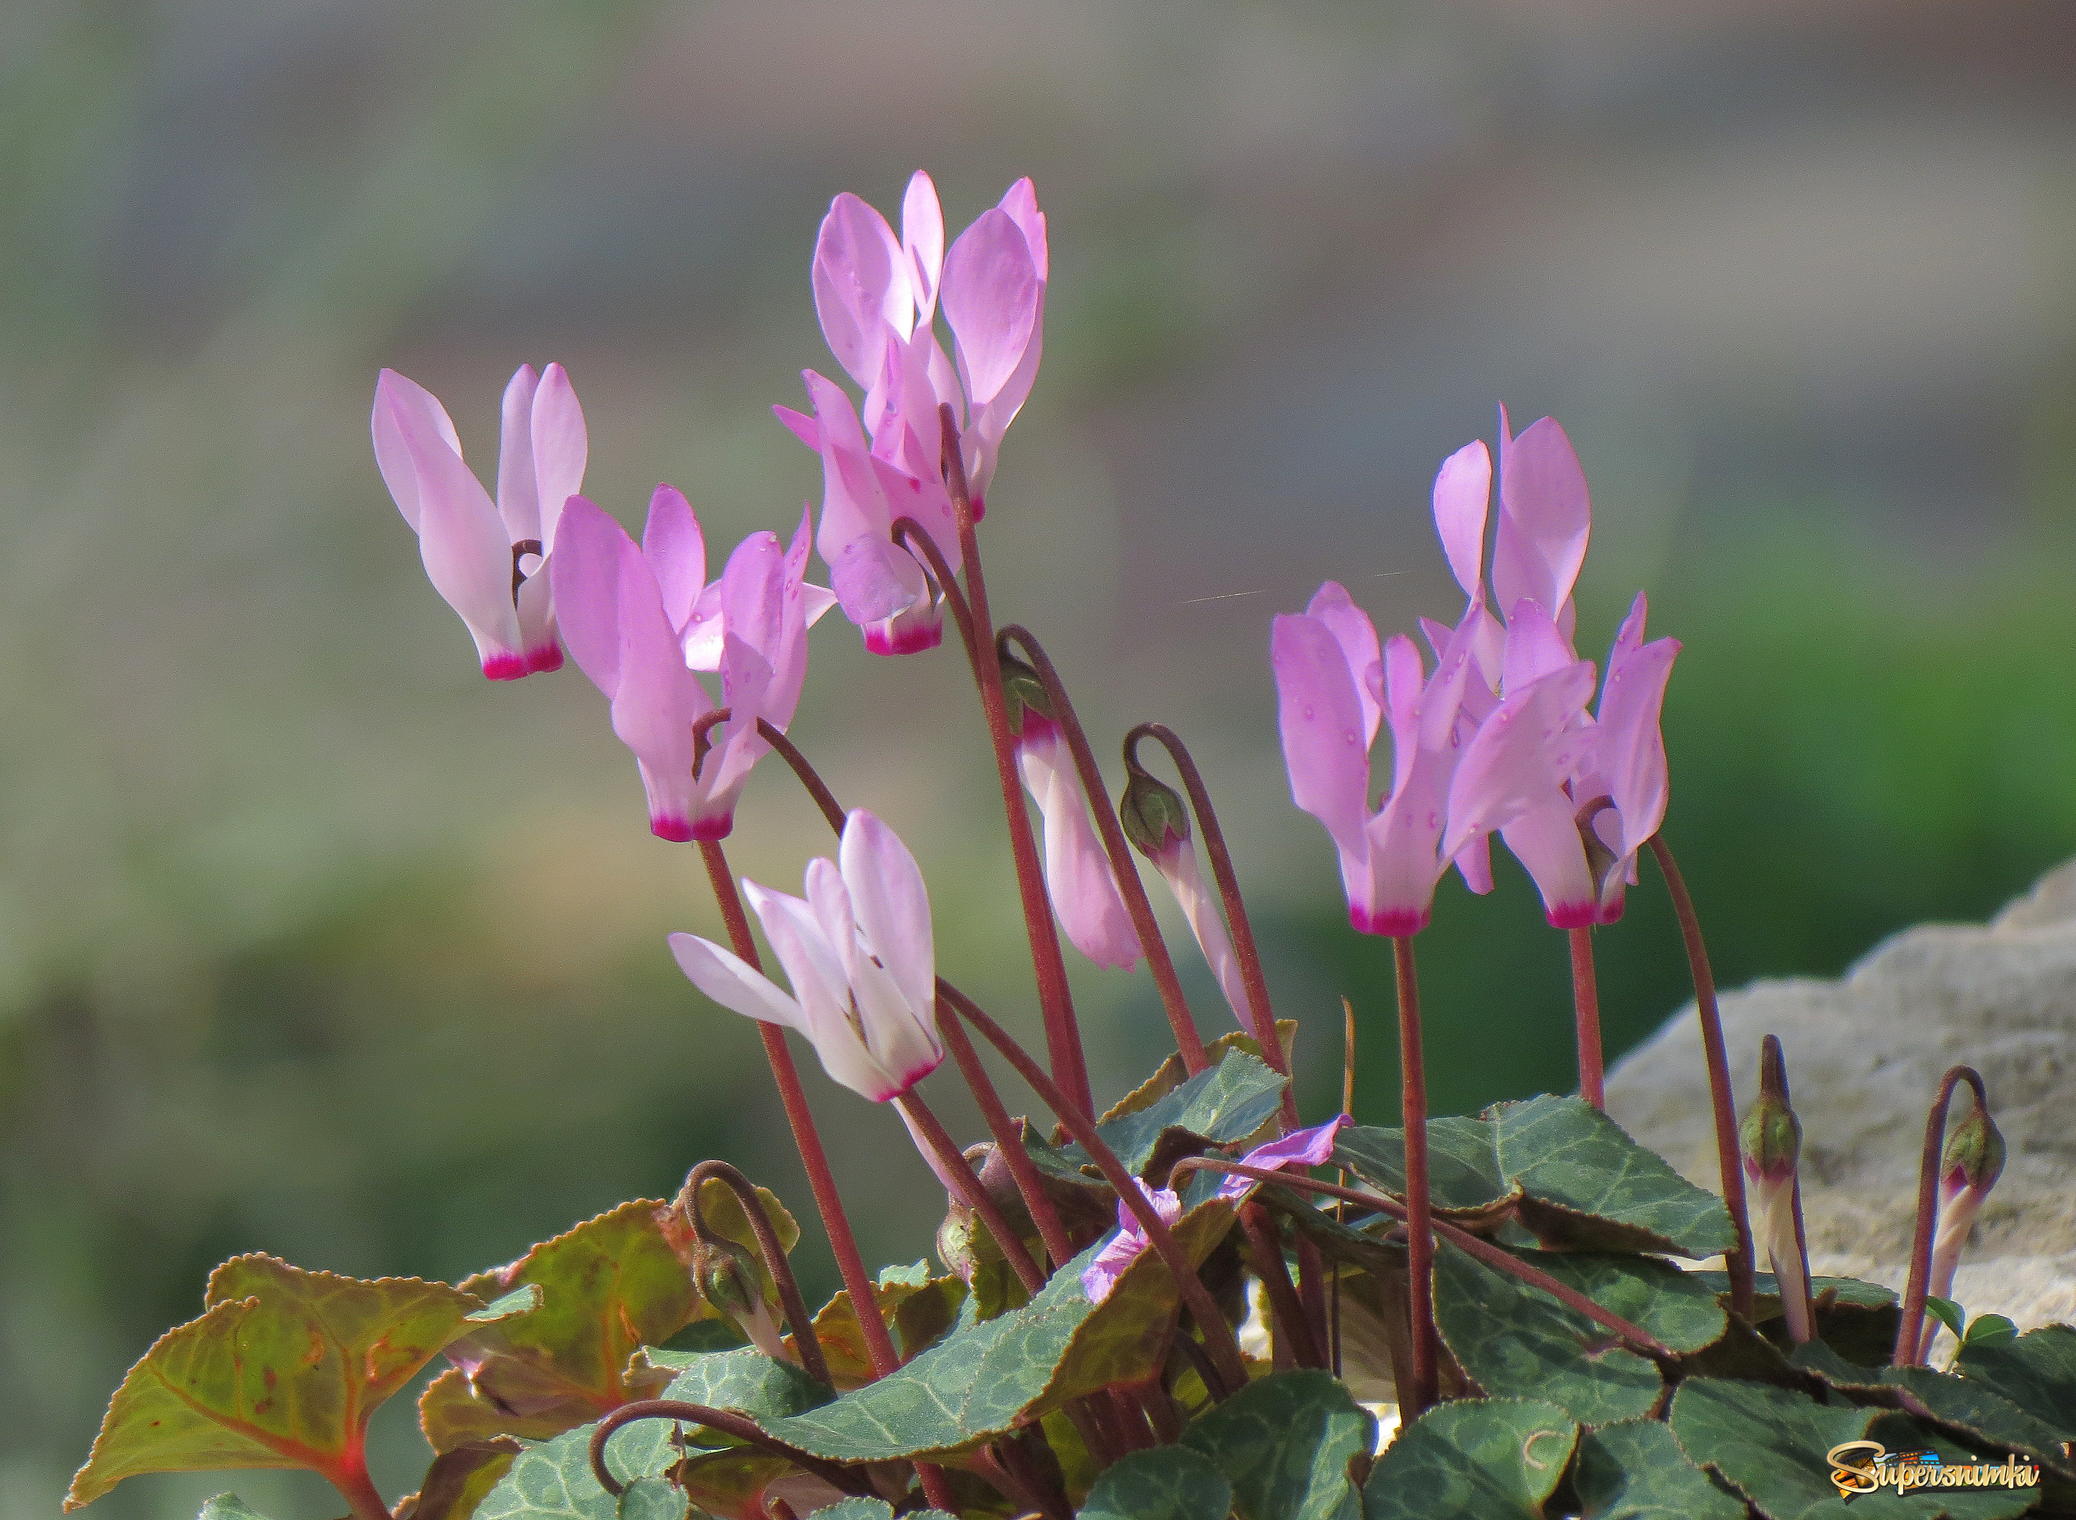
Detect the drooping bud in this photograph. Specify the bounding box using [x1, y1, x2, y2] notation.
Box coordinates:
[999, 648, 1052, 739]
[1739, 1034, 1813, 1343]
[1919, 1086, 2005, 1362]
[690, 1234, 788, 1362]
[1120, 762, 1190, 863]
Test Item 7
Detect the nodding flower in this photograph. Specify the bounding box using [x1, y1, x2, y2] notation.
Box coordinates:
[669, 810, 944, 1104]
[775, 173, 1047, 654]
[372, 364, 586, 679]
[550, 488, 832, 842]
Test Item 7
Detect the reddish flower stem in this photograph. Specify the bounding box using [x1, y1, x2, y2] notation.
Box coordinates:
[934, 997, 1081, 1271]
[1000, 628, 1212, 1074]
[894, 1090, 1047, 1296]
[681, 1159, 833, 1387]
[1239, 1202, 1326, 1369]
[756, 719, 847, 832]
[696, 841, 899, 1381]
[1893, 1064, 1989, 1367]
[1568, 926, 1605, 1109]
[1392, 936, 1440, 1419]
[893, 509, 1094, 1116]
[1173, 1159, 1674, 1358]
[1647, 835, 1757, 1322]
[1123, 724, 1293, 1110]
[933, 979, 1250, 1397]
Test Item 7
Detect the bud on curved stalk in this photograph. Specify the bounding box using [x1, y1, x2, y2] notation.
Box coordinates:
[1740, 1035, 1813, 1344]
[371, 363, 586, 678]
[1121, 763, 1250, 1023]
[1000, 648, 1143, 971]
[1917, 1095, 2006, 1362]
[692, 1234, 789, 1362]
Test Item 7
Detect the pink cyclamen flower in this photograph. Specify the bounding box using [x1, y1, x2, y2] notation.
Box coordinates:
[1080, 1117, 1347, 1303]
[371, 364, 586, 679]
[1273, 587, 1486, 936]
[550, 487, 831, 842]
[1444, 594, 1677, 926]
[776, 173, 1047, 654]
[1017, 709, 1142, 972]
[668, 810, 944, 1103]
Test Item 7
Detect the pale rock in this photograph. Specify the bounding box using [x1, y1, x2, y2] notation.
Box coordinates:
[1607, 858, 2076, 1339]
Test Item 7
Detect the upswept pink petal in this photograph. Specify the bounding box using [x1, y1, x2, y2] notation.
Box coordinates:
[1272, 612, 1374, 894]
[838, 809, 938, 1021]
[1019, 723, 1143, 970]
[1594, 596, 1679, 860]
[1442, 659, 1596, 860]
[668, 932, 803, 1031]
[1305, 582, 1383, 750]
[902, 170, 944, 320]
[1498, 598, 1579, 692]
[996, 177, 1049, 281]
[609, 546, 713, 839]
[372, 370, 523, 674]
[1152, 843, 1248, 1021]
[1499, 802, 1598, 928]
[772, 405, 819, 450]
[496, 366, 543, 542]
[1380, 635, 1425, 798]
[529, 363, 587, 550]
[1215, 1116, 1350, 1200]
[942, 208, 1042, 410]
[1492, 416, 1591, 632]
[749, 882, 902, 1101]
[812, 193, 911, 387]
[642, 484, 709, 637]
[1081, 1183, 1182, 1304]
[1432, 439, 1493, 604]
[547, 496, 629, 699]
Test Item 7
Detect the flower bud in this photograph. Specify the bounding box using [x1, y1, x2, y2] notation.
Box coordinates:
[692, 1236, 787, 1361]
[999, 649, 1053, 739]
[1739, 1033, 1802, 1185]
[1739, 1034, 1813, 1343]
[1940, 1103, 2006, 1200]
[1120, 764, 1191, 862]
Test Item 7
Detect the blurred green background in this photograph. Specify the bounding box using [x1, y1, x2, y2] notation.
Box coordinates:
[7, 1, 2076, 1514]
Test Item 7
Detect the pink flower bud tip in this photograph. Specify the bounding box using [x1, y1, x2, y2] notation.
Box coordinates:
[864, 618, 943, 656]
[481, 653, 530, 682]
[526, 644, 564, 675]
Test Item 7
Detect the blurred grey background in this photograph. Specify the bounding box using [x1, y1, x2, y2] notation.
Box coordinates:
[7, 1, 2076, 1514]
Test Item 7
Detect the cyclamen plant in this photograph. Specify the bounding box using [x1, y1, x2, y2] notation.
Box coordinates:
[70, 174, 2076, 1520]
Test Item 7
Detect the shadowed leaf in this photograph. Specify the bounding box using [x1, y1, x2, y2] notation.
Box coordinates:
[1180, 1369, 1375, 1520]
[1573, 1418, 1745, 1520]
[1077, 1444, 1233, 1519]
[1363, 1397, 1577, 1520]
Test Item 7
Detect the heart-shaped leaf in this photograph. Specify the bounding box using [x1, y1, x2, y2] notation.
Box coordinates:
[1180, 1370, 1375, 1520]
[473, 1415, 683, 1520]
[67, 1256, 527, 1510]
[1363, 1397, 1577, 1519]
[1336, 1095, 1735, 1257]
[1032, 1047, 1288, 1183]
[1957, 1325, 2076, 1441]
[1572, 1418, 1746, 1520]
[1076, 1445, 1234, 1520]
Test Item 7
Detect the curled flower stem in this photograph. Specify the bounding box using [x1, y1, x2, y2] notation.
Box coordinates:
[1392, 938, 1440, 1419]
[696, 840, 900, 1383]
[893, 508, 1094, 1116]
[1568, 927, 1605, 1109]
[1171, 1159, 1675, 1360]
[999, 628, 1211, 1074]
[1124, 724, 1291, 1101]
[586, 1399, 873, 1499]
[681, 1159, 832, 1388]
[755, 719, 847, 832]
[934, 979, 1250, 1397]
[893, 1090, 1047, 1297]
[1647, 835, 1757, 1322]
[1239, 1202, 1326, 1369]
[1894, 1064, 1990, 1367]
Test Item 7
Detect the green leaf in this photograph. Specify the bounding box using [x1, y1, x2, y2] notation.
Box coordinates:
[1336, 1094, 1736, 1257]
[1363, 1397, 1577, 1520]
[1957, 1324, 2076, 1437]
[1035, 1047, 1288, 1181]
[643, 1346, 834, 1420]
[801, 1503, 954, 1520]
[1432, 1249, 1693, 1425]
[1670, 1376, 2038, 1519]
[1180, 1369, 1375, 1520]
[1572, 1419, 1746, 1520]
[613, 1478, 687, 1520]
[797, 1268, 967, 1387]
[67, 1255, 519, 1509]
[474, 1418, 681, 1520]
[1790, 1341, 2076, 1479]
[427, 1201, 717, 1451]
[1076, 1444, 1234, 1519]
[196, 1498, 275, 1520]
[751, 1207, 1237, 1463]
[1961, 1315, 2018, 1348]
[1925, 1296, 1967, 1340]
